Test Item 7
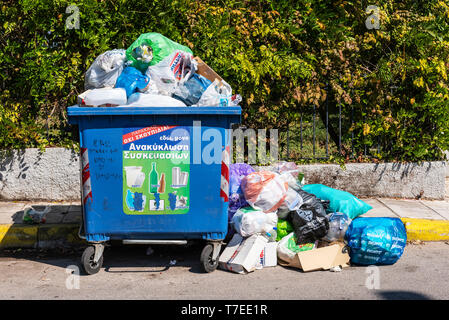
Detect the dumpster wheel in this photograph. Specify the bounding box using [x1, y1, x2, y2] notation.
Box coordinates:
[81, 246, 103, 275]
[200, 244, 219, 273]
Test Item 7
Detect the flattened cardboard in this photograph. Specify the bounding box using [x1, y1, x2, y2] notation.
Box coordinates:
[278, 243, 350, 272]
[194, 57, 223, 83]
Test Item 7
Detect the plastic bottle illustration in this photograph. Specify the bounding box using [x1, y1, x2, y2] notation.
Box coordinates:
[154, 193, 160, 210]
[168, 192, 177, 210]
[126, 190, 135, 211]
[149, 162, 159, 193]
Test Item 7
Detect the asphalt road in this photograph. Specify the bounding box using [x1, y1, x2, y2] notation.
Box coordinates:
[0, 241, 448, 300]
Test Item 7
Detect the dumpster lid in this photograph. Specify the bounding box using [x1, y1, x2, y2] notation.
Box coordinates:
[67, 105, 242, 117]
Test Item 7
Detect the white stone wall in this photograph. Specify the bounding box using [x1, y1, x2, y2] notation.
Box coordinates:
[0, 148, 446, 201]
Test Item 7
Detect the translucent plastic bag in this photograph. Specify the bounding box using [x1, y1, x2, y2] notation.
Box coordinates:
[277, 188, 303, 219]
[172, 73, 212, 105]
[228, 163, 255, 221]
[85, 49, 126, 90]
[193, 79, 234, 106]
[126, 33, 193, 72]
[231, 207, 268, 237]
[145, 50, 197, 96]
[23, 206, 50, 224]
[323, 212, 351, 242]
[241, 171, 288, 213]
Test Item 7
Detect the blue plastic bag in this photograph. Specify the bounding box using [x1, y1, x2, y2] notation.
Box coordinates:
[172, 73, 212, 106]
[302, 184, 372, 219]
[345, 217, 407, 265]
[115, 66, 150, 97]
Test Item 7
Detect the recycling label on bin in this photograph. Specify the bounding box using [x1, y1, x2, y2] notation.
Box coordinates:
[122, 126, 190, 215]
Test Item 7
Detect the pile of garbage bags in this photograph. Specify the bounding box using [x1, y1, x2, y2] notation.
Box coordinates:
[219, 161, 407, 274]
[79, 33, 241, 108]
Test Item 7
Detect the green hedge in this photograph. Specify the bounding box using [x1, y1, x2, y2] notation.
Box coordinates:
[1, 0, 448, 161]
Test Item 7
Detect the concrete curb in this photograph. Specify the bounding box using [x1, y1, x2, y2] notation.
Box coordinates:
[0, 223, 85, 249]
[0, 218, 449, 250]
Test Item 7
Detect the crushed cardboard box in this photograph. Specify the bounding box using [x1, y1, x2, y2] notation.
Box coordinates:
[278, 242, 350, 272]
[194, 57, 223, 83]
[219, 233, 268, 274]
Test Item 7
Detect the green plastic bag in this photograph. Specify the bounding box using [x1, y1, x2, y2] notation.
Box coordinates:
[126, 33, 193, 72]
[302, 184, 372, 219]
[277, 232, 316, 264]
[286, 234, 315, 253]
[276, 219, 294, 241]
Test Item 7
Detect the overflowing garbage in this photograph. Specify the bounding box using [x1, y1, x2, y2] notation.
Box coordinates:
[79, 32, 241, 107]
[219, 161, 407, 274]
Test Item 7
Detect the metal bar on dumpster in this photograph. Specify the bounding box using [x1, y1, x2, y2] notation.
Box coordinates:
[122, 240, 188, 245]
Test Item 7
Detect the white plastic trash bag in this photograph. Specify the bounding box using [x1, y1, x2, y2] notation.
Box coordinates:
[145, 50, 197, 96]
[277, 188, 303, 219]
[193, 79, 233, 106]
[79, 88, 127, 107]
[241, 171, 288, 213]
[264, 211, 279, 233]
[232, 207, 277, 238]
[127, 93, 187, 107]
[84, 49, 126, 90]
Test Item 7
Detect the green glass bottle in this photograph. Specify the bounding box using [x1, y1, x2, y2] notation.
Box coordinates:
[150, 162, 159, 193]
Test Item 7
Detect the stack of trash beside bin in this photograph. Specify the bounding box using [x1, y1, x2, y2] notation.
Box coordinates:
[79, 32, 241, 108]
[219, 161, 408, 274]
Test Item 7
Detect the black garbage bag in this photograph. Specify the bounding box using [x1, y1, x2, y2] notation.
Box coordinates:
[297, 189, 330, 217]
[290, 203, 330, 244]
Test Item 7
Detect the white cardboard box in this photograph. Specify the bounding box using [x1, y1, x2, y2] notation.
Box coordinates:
[219, 234, 268, 274]
[260, 242, 277, 267]
[218, 233, 244, 273]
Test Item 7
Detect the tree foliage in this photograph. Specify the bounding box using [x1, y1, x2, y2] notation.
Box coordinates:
[0, 0, 448, 160]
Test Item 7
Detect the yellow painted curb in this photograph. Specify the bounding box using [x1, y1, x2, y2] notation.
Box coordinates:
[0, 223, 84, 249]
[401, 218, 449, 241]
[0, 224, 38, 248]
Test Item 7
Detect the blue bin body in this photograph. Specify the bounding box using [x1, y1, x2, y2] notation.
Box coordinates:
[68, 106, 241, 243]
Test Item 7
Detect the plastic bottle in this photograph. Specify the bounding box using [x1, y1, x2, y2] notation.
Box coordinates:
[264, 228, 277, 242]
[262, 230, 277, 242]
[269, 227, 278, 242]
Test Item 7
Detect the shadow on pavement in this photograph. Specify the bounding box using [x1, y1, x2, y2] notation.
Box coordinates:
[376, 290, 432, 300]
[101, 243, 206, 275]
[0, 242, 208, 276]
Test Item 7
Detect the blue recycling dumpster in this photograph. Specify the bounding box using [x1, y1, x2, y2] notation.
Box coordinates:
[68, 105, 241, 274]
